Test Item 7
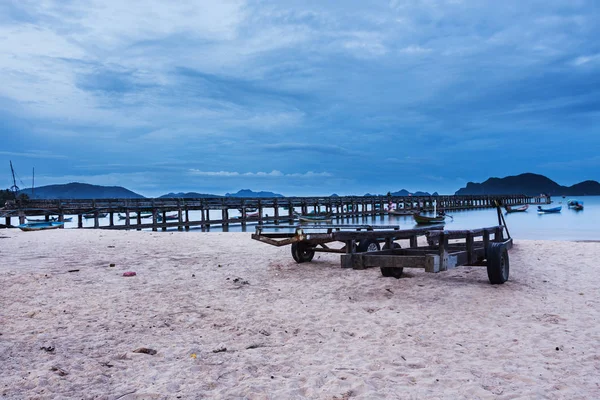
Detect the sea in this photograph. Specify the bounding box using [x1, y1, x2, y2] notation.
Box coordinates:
[49, 196, 600, 241]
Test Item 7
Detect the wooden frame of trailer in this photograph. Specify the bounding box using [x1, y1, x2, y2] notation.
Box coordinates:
[251, 204, 513, 284]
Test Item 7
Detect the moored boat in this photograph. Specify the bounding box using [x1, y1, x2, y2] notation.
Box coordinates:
[413, 213, 445, 224]
[118, 213, 153, 220]
[388, 209, 415, 216]
[505, 204, 529, 213]
[27, 216, 73, 222]
[297, 212, 332, 223]
[18, 221, 64, 231]
[567, 199, 584, 210]
[157, 213, 178, 222]
[84, 213, 108, 219]
[537, 206, 562, 213]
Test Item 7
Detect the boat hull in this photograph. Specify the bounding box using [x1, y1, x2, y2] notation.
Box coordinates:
[505, 204, 528, 213]
[299, 217, 333, 223]
[18, 222, 64, 231]
[537, 206, 562, 213]
[388, 210, 415, 216]
[84, 213, 108, 219]
[413, 214, 445, 224]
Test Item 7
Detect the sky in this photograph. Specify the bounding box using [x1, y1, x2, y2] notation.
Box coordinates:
[0, 0, 599, 197]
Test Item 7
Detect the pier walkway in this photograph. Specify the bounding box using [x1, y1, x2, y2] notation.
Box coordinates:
[1, 194, 550, 231]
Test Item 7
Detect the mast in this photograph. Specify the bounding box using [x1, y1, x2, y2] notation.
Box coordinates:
[9, 161, 19, 199]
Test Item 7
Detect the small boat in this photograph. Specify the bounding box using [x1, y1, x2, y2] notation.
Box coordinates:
[238, 207, 258, 213]
[118, 213, 153, 220]
[297, 212, 333, 223]
[27, 216, 73, 222]
[18, 221, 64, 231]
[505, 204, 529, 213]
[537, 206, 562, 213]
[413, 213, 445, 225]
[567, 199, 584, 210]
[388, 209, 415, 216]
[27, 217, 50, 222]
[157, 213, 178, 222]
[84, 213, 108, 219]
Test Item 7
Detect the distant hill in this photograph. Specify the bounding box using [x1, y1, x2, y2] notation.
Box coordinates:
[455, 173, 600, 196]
[159, 192, 222, 199]
[225, 189, 284, 198]
[364, 190, 436, 196]
[19, 182, 144, 199]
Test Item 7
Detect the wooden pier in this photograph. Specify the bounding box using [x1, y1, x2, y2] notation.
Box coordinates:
[1, 194, 550, 231]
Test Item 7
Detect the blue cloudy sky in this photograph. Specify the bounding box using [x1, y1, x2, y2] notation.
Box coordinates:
[1, 0, 599, 197]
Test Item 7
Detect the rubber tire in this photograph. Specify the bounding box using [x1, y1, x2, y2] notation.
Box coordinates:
[291, 242, 315, 263]
[486, 242, 509, 284]
[382, 242, 401, 250]
[381, 267, 403, 279]
[357, 239, 381, 253]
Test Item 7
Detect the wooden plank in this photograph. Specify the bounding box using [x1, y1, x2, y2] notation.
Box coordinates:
[360, 255, 428, 269]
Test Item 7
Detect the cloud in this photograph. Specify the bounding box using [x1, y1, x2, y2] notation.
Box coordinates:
[262, 143, 356, 155]
[188, 169, 332, 178]
[1, 0, 599, 195]
[572, 54, 600, 66]
[0, 150, 68, 159]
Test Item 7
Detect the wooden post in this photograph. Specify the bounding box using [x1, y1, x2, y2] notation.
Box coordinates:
[410, 235, 418, 248]
[438, 232, 449, 272]
[162, 210, 167, 231]
[258, 200, 263, 225]
[78, 214, 83, 228]
[185, 207, 190, 231]
[483, 229, 490, 258]
[273, 199, 279, 224]
[152, 209, 158, 232]
[466, 231, 474, 265]
[125, 209, 131, 229]
[178, 206, 183, 231]
[109, 212, 114, 227]
[222, 207, 229, 228]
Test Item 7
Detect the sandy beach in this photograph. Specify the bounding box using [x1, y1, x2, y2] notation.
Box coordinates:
[0, 229, 599, 399]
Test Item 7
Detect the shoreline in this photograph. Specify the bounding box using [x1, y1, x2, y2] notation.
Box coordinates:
[1, 229, 599, 398]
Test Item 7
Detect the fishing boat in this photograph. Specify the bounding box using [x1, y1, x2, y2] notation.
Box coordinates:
[233, 211, 260, 219]
[84, 213, 108, 219]
[505, 204, 529, 213]
[413, 213, 445, 224]
[296, 212, 333, 223]
[537, 206, 562, 213]
[118, 213, 153, 220]
[388, 209, 415, 216]
[18, 221, 64, 231]
[567, 199, 584, 210]
[27, 216, 73, 222]
[157, 213, 178, 222]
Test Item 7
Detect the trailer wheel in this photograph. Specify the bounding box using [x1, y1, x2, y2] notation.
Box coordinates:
[291, 242, 315, 263]
[486, 242, 509, 284]
[381, 267, 403, 279]
[382, 242, 401, 250]
[357, 239, 380, 253]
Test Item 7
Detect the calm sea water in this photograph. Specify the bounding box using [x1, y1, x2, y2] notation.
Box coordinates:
[50, 196, 599, 241]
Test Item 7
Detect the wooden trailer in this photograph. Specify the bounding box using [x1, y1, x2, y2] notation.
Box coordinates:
[252, 212, 513, 284]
